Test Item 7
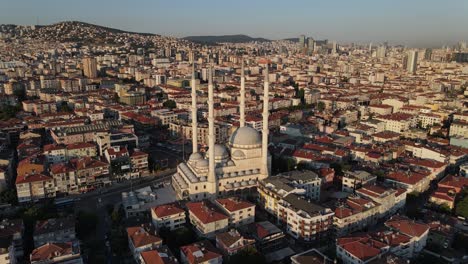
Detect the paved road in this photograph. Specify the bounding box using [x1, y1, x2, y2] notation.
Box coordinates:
[74, 169, 175, 263]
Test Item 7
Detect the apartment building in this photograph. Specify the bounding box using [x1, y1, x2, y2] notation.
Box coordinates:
[180, 240, 222, 264]
[334, 196, 380, 236]
[186, 200, 229, 237]
[127, 225, 162, 263]
[30, 242, 83, 264]
[151, 203, 186, 231]
[33, 217, 76, 247]
[215, 229, 255, 256]
[16, 173, 55, 203]
[277, 193, 334, 242]
[214, 198, 255, 227]
[342, 170, 377, 193]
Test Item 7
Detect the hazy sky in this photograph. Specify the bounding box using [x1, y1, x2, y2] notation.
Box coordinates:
[1, 0, 467, 47]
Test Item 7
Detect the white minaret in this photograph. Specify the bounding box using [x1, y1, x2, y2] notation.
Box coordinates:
[240, 60, 246, 127]
[191, 62, 198, 154]
[261, 63, 270, 176]
[207, 66, 216, 188]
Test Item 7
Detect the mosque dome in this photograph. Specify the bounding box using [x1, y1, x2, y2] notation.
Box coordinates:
[196, 159, 209, 168]
[189, 152, 203, 162]
[232, 150, 245, 159]
[206, 144, 229, 160]
[229, 126, 262, 148]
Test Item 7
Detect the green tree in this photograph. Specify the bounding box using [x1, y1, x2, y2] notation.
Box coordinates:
[159, 227, 198, 257]
[76, 211, 98, 239]
[163, 100, 177, 109]
[226, 247, 266, 264]
[455, 194, 468, 218]
[317, 101, 325, 112]
[0, 189, 18, 205]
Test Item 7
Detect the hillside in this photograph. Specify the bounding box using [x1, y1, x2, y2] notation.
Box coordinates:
[184, 34, 270, 44]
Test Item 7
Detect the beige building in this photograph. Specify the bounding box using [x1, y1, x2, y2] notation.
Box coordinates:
[187, 200, 229, 237]
[151, 203, 186, 231]
[214, 197, 255, 227]
[82, 57, 97, 78]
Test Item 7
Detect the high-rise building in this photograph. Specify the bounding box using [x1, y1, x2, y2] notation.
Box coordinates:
[307, 37, 315, 51]
[299, 35, 306, 48]
[376, 45, 386, 58]
[424, 49, 432, 61]
[82, 57, 97, 78]
[406, 50, 418, 74]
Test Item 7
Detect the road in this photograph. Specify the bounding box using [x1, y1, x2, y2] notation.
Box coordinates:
[74, 169, 175, 263]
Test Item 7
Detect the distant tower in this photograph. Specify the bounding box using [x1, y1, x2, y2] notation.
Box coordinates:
[82, 57, 97, 78]
[299, 35, 306, 48]
[261, 64, 270, 176]
[376, 45, 386, 58]
[406, 50, 418, 74]
[307, 37, 315, 52]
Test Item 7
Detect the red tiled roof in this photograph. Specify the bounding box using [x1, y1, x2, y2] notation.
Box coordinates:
[186, 200, 228, 224]
[30, 242, 73, 262]
[16, 173, 52, 184]
[216, 197, 254, 212]
[152, 203, 184, 218]
[385, 216, 430, 238]
[126, 226, 162, 248]
[180, 240, 221, 264]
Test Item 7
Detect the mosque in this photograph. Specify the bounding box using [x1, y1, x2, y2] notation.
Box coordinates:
[172, 62, 271, 201]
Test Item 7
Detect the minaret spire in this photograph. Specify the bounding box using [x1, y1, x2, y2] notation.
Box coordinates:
[191, 62, 198, 154]
[207, 65, 216, 189]
[261, 63, 270, 176]
[240, 60, 246, 127]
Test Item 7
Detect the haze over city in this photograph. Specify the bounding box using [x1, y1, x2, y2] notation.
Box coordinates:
[1, 0, 468, 47]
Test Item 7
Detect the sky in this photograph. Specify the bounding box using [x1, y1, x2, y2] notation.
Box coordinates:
[1, 0, 467, 47]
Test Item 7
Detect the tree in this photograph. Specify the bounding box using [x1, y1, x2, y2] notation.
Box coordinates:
[0, 189, 18, 205]
[226, 247, 266, 264]
[59, 102, 72, 112]
[0, 105, 22, 120]
[159, 226, 198, 257]
[76, 211, 98, 239]
[317, 101, 325, 112]
[163, 100, 177, 109]
[455, 194, 468, 218]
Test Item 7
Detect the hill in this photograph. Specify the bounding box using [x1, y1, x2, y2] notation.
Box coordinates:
[183, 34, 270, 44]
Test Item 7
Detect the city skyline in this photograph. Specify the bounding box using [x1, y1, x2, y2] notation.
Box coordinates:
[2, 0, 467, 47]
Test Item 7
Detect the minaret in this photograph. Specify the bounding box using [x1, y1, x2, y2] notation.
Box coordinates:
[261, 63, 270, 176]
[191, 62, 198, 154]
[240, 60, 246, 127]
[207, 66, 216, 189]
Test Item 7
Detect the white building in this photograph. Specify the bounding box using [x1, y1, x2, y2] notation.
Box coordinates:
[151, 203, 186, 231]
[172, 63, 271, 201]
[214, 198, 255, 227]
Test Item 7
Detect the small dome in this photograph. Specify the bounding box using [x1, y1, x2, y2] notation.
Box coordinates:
[189, 152, 203, 161]
[229, 126, 261, 148]
[207, 144, 229, 159]
[196, 159, 209, 168]
[232, 150, 245, 159]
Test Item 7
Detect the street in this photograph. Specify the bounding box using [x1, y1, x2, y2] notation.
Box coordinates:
[74, 169, 175, 263]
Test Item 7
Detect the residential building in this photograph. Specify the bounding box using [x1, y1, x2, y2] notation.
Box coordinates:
[33, 217, 76, 247]
[151, 203, 186, 231]
[186, 200, 229, 237]
[180, 240, 222, 264]
[215, 229, 255, 256]
[127, 225, 162, 263]
[30, 242, 83, 264]
[214, 198, 255, 227]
